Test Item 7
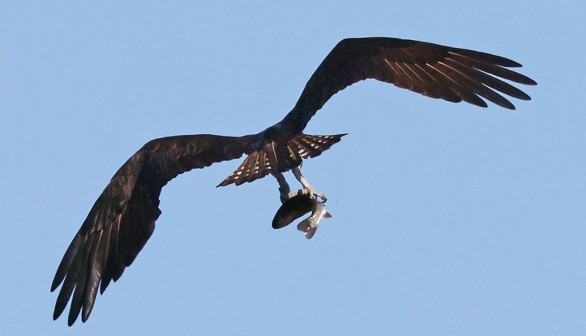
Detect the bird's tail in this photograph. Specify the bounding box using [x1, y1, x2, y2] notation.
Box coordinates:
[217, 133, 346, 187]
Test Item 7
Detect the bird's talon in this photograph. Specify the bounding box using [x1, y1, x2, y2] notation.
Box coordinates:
[311, 191, 327, 203]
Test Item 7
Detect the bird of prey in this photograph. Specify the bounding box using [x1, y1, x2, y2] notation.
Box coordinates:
[51, 37, 536, 325]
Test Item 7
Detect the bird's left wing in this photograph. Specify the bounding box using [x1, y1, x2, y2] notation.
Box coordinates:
[283, 37, 537, 131]
[51, 134, 257, 325]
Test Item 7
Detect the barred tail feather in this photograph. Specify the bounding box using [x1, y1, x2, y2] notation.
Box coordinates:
[289, 134, 346, 159]
[217, 133, 346, 187]
[217, 150, 272, 186]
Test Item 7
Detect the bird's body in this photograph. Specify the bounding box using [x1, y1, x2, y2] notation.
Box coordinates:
[52, 37, 536, 325]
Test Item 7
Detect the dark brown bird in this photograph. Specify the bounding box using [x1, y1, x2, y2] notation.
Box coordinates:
[51, 37, 536, 325]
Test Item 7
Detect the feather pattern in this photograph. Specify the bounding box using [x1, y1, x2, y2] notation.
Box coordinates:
[281, 37, 536, 132]
[51, 134, 257, 325]
[218, 133, 345, 187]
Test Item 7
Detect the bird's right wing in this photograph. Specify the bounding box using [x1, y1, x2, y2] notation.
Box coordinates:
[51, 134, 257, 325]
[283, 37, 537, 131]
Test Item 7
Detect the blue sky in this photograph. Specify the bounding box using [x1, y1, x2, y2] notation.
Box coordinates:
[2, 1, 585, 335]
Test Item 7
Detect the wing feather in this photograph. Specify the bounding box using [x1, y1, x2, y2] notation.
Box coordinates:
[282, 37, 536, 132]
[52, 134, 257, 325]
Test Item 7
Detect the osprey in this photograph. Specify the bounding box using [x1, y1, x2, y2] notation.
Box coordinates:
[51, 37, 536, 325]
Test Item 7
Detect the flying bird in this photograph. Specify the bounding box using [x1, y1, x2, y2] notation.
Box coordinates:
[52, 37, 536, 325]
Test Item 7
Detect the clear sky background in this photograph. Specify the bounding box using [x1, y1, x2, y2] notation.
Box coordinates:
[1, 1, 584, 335]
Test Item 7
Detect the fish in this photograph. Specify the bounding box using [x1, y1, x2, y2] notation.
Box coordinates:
[271, 193, 332, 239]
[296, 199, 332, 239]
[272, 193, 314, 229]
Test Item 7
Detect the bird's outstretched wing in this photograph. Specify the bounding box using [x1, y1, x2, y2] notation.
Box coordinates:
[51, 134, 257, 325]
[283, 37, 537, 131]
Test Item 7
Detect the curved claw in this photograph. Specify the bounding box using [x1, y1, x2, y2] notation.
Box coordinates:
[312, 190, 328, 203]
[299, 187, 327, 203]
[292, 167, 327, 202]
[280, 190, 299, 204]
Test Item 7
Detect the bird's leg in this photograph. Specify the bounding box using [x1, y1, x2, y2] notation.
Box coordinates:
[273, 172, 298, 204]
[292, 166, 327, 202]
